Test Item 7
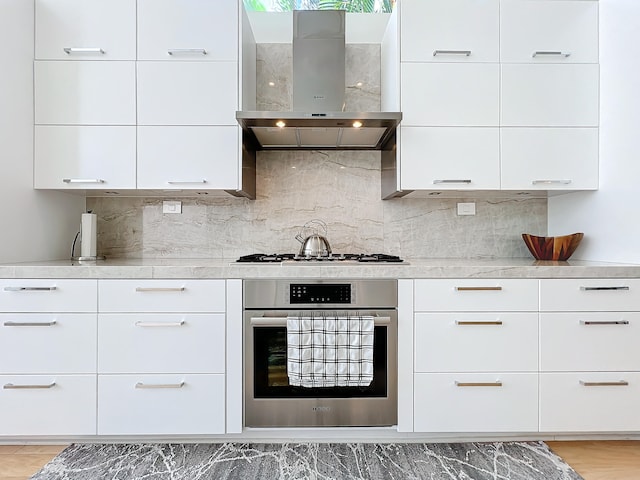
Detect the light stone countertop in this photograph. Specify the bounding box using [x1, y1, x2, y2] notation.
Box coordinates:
[0, 257, 639, 279]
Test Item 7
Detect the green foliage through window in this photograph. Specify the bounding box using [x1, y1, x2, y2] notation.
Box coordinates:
[243, 0, 395, 13]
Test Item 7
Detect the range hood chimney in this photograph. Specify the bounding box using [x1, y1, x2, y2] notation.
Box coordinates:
[237, 10, 401, 150]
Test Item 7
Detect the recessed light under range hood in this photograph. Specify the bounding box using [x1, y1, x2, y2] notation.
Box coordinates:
[236, 10, 402, 151]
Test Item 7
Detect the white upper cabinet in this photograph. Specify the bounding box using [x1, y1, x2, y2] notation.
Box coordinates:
[137, 0, 238, 61]
[35, 0, 135, 60]
[500, 0, 599, 64]
[400, 0, 499, 63]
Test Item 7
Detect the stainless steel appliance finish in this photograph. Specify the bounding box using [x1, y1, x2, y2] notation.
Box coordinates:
[244, 279, 398, 428]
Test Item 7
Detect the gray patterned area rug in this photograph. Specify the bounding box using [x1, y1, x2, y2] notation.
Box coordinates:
[31, 441, 584, 480]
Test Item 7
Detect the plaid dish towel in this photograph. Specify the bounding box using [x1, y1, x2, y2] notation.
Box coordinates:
[286, 312, 374, 388]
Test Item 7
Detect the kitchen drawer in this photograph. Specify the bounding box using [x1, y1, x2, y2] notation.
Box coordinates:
[414, 373, 538, 433]
[414, 279, 538, 312]
[541, 312, 640, 372]
[98, 314, 225, 374]
[97, 374, 225, 435]
[540, 372, 640, 432]
[415, 313, 538, 373]
[0, 375, 96, 436]
[0, 279, 97, 313]
[540, 279, 640, 312]
[0, 314, 96, 374]
[98, 280, 225, 313]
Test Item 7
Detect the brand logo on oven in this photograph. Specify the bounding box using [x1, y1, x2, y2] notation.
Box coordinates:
[312, 406, 331, 413]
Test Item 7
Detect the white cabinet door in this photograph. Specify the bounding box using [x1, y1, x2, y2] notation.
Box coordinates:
[500, 0, 599, 64]
[401, 63, 500, 126]
[540, 312, 640, 372]
[35, 61, 136, 125]
[501, 127, 599, 190]
[414, 373, 538, 432]
[400, 127, 500, 190]
[501, 64, 599, 127]
[0, 279, 97, 313]
[415, 313, 538, 373]
[540, 372, 640, 432]
[137, 0, 238, 62]
[137, 62, 238, 126]
[0, 375, 96, 436]
[34, 126, 136, 190]
[400, 0, 499, 63]
[0, 314, 96, 374]
[35, 0, 135, 60]
[137, 126, 239, 190]
[98, 314, 225, 374]
[97, 374, 225, 435]
[540, 279, 640, 312]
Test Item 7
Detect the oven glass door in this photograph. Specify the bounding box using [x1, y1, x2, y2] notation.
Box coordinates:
[253, 325, 388, 398]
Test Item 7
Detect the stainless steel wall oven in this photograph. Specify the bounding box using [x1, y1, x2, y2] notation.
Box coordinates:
[244, 279, 398, 428]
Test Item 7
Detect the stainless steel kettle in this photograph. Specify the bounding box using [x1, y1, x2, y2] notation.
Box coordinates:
[295, 219, 332, 257]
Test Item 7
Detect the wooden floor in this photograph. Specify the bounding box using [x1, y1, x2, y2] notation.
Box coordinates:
[0, 442, 638, 479]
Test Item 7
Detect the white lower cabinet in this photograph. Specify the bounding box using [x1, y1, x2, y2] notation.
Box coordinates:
[97, 374, 225, 435]
[0, 375, 96, 436]
[414, 373, 538, 433]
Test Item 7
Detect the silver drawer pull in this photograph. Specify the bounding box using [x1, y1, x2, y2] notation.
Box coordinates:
[63, 178, 105, 184]
[433, 179, 472, 185]
[135, 287, 186, 292]
[456, 321, 503, 326]
[135, 382, 185, 389]
[4, 286, 57, 292]
[4, 321, 57, 327]
[580, 286, 630, 291]
[250, 316, 391, 327]
[455, 381, 503, 387]
[433, 50, 471, 57]
[532, 51, 571, 58]
[580, 380, 629, 387]
[580, 320, 630, 326]
[532, 179, 572, 185]
[3, 382, 56, 389]
[63, 47, 105, 55]
[455, 286, 502, 292]
[167, 180, 208, 185]
[135, 320, 185, 327]
[167, 49, 207, 56]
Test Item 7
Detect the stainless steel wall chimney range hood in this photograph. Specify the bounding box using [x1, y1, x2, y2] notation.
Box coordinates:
[236, 10, 401, 150]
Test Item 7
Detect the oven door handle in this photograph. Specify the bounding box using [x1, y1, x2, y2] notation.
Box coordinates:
[250, 316, 392, 327]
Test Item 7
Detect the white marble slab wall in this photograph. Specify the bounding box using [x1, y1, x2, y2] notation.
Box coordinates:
[87, 44, 547, 259]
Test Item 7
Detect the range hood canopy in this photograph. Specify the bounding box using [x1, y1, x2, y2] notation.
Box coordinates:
[237, 10, 401, 151]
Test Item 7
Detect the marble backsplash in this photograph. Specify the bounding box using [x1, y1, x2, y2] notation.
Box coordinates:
[86, 44, 547, 259]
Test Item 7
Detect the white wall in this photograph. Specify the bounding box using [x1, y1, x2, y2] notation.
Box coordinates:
[548, 0, 640, 263]
[0, 0, 84, 263]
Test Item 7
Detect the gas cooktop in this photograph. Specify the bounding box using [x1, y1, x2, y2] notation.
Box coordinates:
[237, 253, 403, 263]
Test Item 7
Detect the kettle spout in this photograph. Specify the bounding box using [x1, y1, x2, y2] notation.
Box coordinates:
[295, 233, 305, 244]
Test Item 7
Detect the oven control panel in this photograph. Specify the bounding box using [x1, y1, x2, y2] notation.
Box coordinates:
[290, 283, 351, 304]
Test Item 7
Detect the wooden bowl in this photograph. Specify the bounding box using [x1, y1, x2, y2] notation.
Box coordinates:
[522, 233, 584, 261]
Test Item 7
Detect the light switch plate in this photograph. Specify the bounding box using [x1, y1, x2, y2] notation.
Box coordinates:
[457, 202, 476, 216]
[162, 200, 182, 214]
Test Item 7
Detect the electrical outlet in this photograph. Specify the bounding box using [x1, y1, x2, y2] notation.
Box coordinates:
[162, 200, 182, 214]
[457, 202, 476, 216]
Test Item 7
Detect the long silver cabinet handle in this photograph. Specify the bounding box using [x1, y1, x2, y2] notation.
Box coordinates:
[167, 180, 208, 185]
[455, 381, 503, 387]
[135, 382, 185, 389]
[532, 179, 572, 185]
[580, 286, 630, 291]
[455, 286, 502, 292]
[456, 320, 503, 326]
[135, 287, 186, 292]
[433, 50, 471, 57]
[433, 179, 472, 185]
[532, 51, 571, 58]
[63, 178, 105, 184]
[4, 286, 57, 292]
[580, 320, 630, 326]
[4, 382, 56, 389]
[580, 380, 629, 387]
[167, 49, 207, 56]
[63, 47, 105, 55]
[4, 321, 57, 327]
[135, 320, 185, 327]
[250, 316, 391, 327]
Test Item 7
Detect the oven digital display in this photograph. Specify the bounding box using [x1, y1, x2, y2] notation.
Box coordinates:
[290, 284, 351, 304]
